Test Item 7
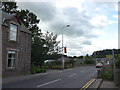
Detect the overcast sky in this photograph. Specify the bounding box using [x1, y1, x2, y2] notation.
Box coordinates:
[17, 0, 118, 56]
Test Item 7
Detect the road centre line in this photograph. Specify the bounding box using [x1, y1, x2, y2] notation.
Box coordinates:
[36, 78, 61, 87]
[68, 73, 77, 77]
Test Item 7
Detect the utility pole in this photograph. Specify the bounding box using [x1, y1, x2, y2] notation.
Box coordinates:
[62, 25, 70, 69]
[112, 49, 116, 82]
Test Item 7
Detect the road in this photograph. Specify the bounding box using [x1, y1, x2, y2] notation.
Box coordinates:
[3, 66, 98, 89]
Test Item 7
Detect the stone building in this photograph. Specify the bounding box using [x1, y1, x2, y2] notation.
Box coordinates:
[0, 11, 32, 77]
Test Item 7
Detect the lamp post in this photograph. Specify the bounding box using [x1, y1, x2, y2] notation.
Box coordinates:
[62, 24, 70, 70]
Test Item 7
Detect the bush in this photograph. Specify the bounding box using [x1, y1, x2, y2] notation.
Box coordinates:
[31, 66, 46, 74]
[84, 59, 95, 64]
[65, 64, 73, 69]
[79, 62, 84, 64]
[50, 65, 62, 69]
[101, 65, 114, 80]
[101, 70, 114, 80]
[65, 59, 75, 67]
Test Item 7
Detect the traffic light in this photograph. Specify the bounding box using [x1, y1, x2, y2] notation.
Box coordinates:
[64, 47, 67, 53]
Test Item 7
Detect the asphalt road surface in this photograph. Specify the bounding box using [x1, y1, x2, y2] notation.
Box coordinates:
[3, 66, 98, 89]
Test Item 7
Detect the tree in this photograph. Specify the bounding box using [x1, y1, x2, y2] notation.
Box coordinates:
[44, 31, 60, 55]
[31, 31, 60, 66]
[31, 32, 47, 66]
[1, 1, 17, 14]
[16, 9, 40, 36]
[78, 56, 83, 59]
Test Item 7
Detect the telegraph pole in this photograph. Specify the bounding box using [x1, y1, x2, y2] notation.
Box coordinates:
[112, 49, 116, 82]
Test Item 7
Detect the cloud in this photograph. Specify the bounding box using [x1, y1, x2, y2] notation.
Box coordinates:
[17, 1, 118, 56]
[90, 15, 109, 28]
[18, 2, 56, 21]
[18, 2, 111, 38]
[113, 15, 118, 19]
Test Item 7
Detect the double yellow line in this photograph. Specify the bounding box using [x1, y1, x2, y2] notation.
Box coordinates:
[80, 78, 96, 90]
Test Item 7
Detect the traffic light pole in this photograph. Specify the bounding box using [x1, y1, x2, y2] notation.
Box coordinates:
[62, 25, 70, 70]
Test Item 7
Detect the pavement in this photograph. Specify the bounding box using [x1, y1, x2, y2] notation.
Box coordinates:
[89, 79, 119, 89]
[99, 80, 119, 89]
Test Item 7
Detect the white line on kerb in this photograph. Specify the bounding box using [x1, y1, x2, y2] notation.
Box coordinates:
[68, 73, 77, 77]
[36, 78, 61, 87]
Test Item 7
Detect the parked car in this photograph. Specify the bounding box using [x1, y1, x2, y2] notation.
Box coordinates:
[96, 63, 103, 68]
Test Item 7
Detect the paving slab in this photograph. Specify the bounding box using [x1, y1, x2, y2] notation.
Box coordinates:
[99, 80, 118, 88]
[89, 79, 102, 88]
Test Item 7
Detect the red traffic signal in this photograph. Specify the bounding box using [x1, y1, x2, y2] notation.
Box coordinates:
[64, 47, 67, 53]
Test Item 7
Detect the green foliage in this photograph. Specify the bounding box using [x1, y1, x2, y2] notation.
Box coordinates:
[16, 9, 40, 35]
[115, 55, 120, 69]
[31, 32, 60, 66]
[50, 60, 62, 65]
[43, 59, 75, 69]
[31, 66, 46, 74]
[84, 55, 95, 64]
[101, 70, 114, 80]
[50, 65, 62, 69]
[78, 56, 83, 59]
[44, 60, 62, 69]
[79, 62, 84, 64]
[65, 64, 73, 69]
[2, 1, 18, 14]
[93, 55, 106, 58]
[65, 59, 75, 67]
[92, 49, 120, 56]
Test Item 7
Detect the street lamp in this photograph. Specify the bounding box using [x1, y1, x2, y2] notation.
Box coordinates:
[62, 24, 70, 69]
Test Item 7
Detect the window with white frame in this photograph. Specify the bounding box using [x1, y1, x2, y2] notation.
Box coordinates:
[9, 23, 18, 41]
[8, 51, 16, 68]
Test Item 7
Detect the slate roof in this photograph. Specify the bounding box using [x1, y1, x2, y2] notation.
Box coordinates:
[1, 10, 31, 34]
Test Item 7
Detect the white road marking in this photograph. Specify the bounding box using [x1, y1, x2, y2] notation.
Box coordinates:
[68, 73, 77, 77]
[36, 78, 61, 87]
[43, 73, 48, 75]
[80, 70, 85, 72]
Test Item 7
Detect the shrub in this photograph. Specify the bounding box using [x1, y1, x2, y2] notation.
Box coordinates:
[84, 59, 95, 64]
[31, 66, 46, 74]
[101, 65, 114, 80]
[101, 70, 114, 80]
[65, 64, 73, 69]
[65, 59, 75, 67]
[50, 65, 62, 69]
[79, 62, 83, 64]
